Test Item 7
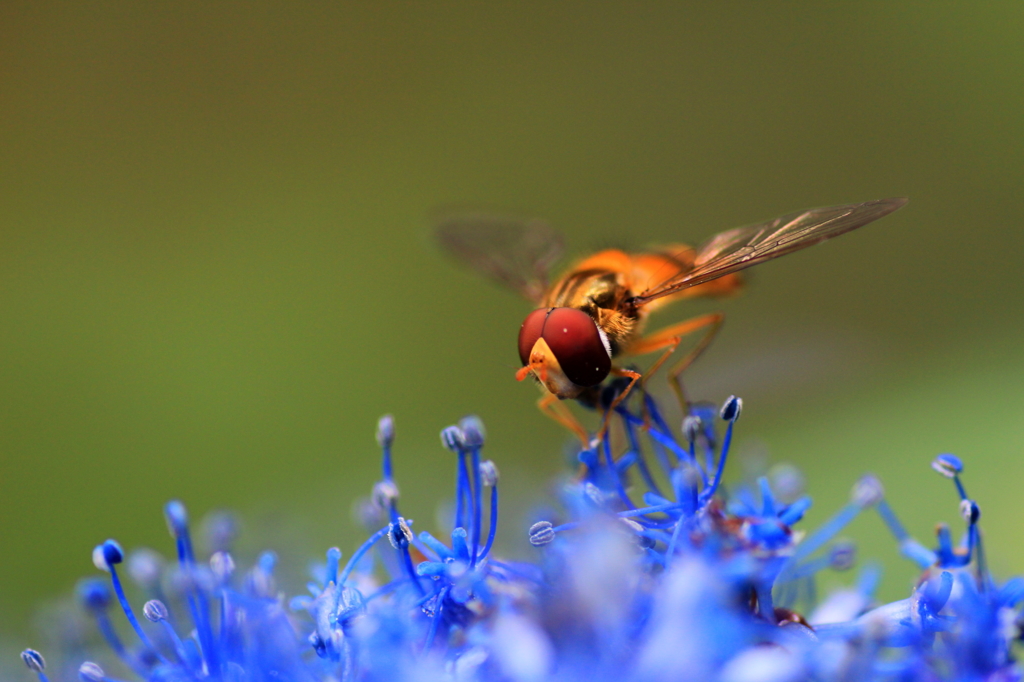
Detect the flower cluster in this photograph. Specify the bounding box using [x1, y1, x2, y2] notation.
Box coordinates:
[17, 392, 1024, 682]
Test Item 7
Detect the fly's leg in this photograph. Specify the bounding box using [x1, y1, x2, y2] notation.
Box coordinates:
[537, 368, 639, 450]
[626, 312, 724, 415]
[595, 367, 642, 443]
[537, 392, 591, 447]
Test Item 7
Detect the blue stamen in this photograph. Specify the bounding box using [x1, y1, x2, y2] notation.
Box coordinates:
[126, 548, 169, 616]
[94, 541, 169, 666]
[338, 525, 390, 587]
[418, 531, 454, 560]
[480, 484, 499, 560]
[389, 518, 426, 595]
[217, 592, 231, 672]
[791, 502, 861, 565]
[364, 579, 406, 603]
[681, 415, 712, 489]
[646, 427, 691, 475]
[163, 501, 218, 677]
[326, 547, 341, 586]
[416, 561, 449, 578]
[410, 533, 441, 562]
[21, 650, 50, 682]
[781, 553, 833, 582]
[529, 521, 556, 546]
[874, 499, 909, 542]
[643, 393, 674, 445]
[935, 523, 956, 566]
[779, 497, 813, 526]
[665, 510, 688, 559]
[958, 498, 990, 589]
[614, 449, 638, 474]
[451, 527, 470, 561]
[619, 408, 664, 496]
[441, 426, 470, 531]
[78, 661, 129, 682]
[603, 433, 636, 510]
[377, 414, 396, 481]
[755, 583, 776, 623]
[77, 578, 112, 612]
[423, 587, 450, 652]
[932, 453, 968, 500]
[143, 600, 192, 668]
[931, 453, 962, 477]
[617, 502, 681, 519]
[92, 611, 140, 675]
[470, 446, 484, 563]
[782, 541, 855, 584]
[874, 499, 937, 568]
[457, 451, 472, 532]
[953, 476, 968, 501]
[642, 394, 679, 475]
[699, 399, 739, 503]
[758, 477, 777, 517]
[400, 546, 426, 595]
[577, 446, 600, 474]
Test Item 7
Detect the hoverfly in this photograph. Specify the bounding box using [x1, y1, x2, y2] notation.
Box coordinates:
[437, 198, 907, 444]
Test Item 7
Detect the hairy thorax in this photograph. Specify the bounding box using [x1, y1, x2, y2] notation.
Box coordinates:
[543, 268, 640, 358]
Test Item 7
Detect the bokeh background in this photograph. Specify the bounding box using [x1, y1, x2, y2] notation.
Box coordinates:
[2, 3, 1023, 639]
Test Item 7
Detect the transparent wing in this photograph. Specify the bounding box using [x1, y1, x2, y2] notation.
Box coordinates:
[435, 213, 565, 303]
[632, 198, 908, 305]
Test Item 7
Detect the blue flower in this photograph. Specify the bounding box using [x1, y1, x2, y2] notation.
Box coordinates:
[17, 393, 1024, 681]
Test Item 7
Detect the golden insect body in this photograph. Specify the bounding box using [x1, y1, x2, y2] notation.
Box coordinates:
[437, 199, 908, 444]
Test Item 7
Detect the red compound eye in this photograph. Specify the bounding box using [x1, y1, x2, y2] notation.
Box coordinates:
[543, 308, 611, 387]
[517, 307, 612, 388]
[518, 308, 550, 366]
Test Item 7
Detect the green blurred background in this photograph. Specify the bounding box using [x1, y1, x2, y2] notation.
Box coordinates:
[2, 2, 1023, 637]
